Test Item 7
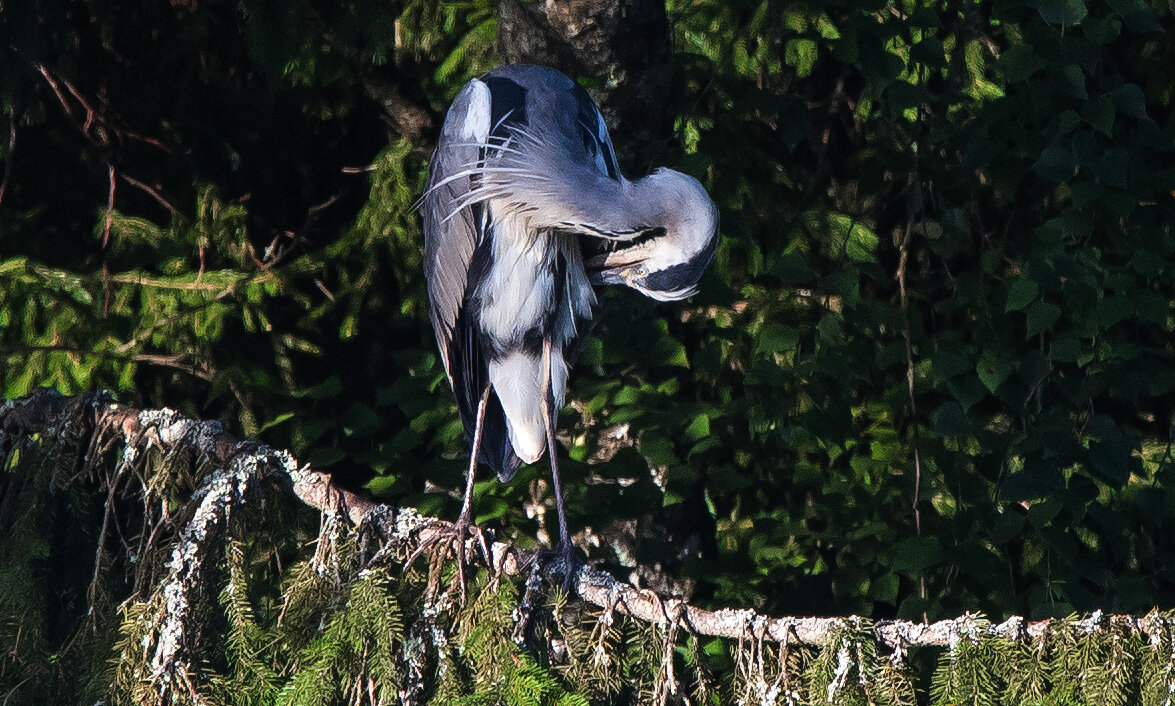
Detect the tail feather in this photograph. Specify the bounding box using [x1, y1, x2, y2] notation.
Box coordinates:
[477, 393, 521, 481]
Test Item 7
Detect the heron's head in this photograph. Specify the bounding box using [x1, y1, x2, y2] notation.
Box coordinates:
[586, 169, 719, 301]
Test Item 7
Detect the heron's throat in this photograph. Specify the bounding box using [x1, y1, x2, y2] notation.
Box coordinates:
[623, 175, 674, 232]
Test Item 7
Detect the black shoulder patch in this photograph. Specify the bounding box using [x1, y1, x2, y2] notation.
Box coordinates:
[571, 85, 619, 180]
[482, 76, 528, 136]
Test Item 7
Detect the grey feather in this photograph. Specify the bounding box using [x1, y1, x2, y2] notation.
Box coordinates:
[422, 65, 719, 481]
[423, 79, 489, 372]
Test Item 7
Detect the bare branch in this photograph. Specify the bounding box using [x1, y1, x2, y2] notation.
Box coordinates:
[119, 173, 183, 218]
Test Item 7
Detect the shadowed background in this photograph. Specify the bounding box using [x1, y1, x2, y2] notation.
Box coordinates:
[2, 0, 1174, 625]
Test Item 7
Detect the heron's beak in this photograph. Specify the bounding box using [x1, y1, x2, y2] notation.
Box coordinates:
[586, 250, 641, 286]
[587, 249, 641, 268]
[588, 264, 631, 286]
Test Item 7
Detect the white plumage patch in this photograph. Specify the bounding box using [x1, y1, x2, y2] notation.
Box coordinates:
[490, 352, 548, 463]
[478, 212, 556, 337]
[460, 79, 492, 142]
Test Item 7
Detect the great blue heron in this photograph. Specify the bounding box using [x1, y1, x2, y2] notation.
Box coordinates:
[421, 64, 718, 578]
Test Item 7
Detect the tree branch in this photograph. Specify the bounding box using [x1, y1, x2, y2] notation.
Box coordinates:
[0, 389, 1169, 655]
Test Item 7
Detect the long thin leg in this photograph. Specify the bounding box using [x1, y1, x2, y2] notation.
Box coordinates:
[452, 384, 493, 594]
[540, 337, 574, 558]
[407, 384, 492, 599]
[458, 384, 493, 525]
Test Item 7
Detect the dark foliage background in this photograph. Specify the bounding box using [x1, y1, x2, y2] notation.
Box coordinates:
[2, 0, 1174, 627]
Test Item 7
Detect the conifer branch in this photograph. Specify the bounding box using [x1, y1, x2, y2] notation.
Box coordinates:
[1, 389, 1171, 659]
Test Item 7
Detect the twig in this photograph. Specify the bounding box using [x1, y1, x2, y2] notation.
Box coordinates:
[0, 117, 16, 205]
[132, 354, 216, 381]
[38, 65, 169, 153]
[104, 164, 116, 246]
[0, 345, 214, 382]
[896, 220, 927, 622]
[119, 174, 183, 218]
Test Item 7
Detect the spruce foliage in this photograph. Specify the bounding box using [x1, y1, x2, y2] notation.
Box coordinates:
[6, 399, 1175, 703]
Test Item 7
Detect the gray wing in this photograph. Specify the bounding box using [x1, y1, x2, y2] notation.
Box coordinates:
[423, 78, 522, 477]
[422, 78, 491, 380]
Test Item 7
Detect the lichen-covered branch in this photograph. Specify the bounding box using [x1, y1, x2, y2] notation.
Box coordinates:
[0, 389, 1169, 653]
[3, 389, 1175, 705]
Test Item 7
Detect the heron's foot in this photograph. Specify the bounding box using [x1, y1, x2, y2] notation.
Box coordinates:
[511, 540, 584, 644]
[405, 517, 492, 602]
[539, 539, 583, 595]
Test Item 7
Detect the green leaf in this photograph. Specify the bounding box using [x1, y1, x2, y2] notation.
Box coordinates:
[784, 38, 818, 78]
[1049, 336, 1080, 363]
[1032, 0, 1088, 25]
[1096, 295, 1133, 327]
[756, 323, 798, 356]
[1026, 301, 1061, 336]
[870, 574, 900, 604]
[683, 413, 710, 443]
[934, 401, 970, 438]
[977, 350, 1010, 394]
[1033, 142, 1076, 182]
[846, 222, 879, 263]
[1082, 96, 1115, 137]
[259, 412, 295, 433]
[1027, 498, 1062, 529]
[994, 44, 1042, 82]
[1058, 64, 1089, 100]
[933, 347, 973, 383]
[890, 537, 945, 572]
[1089, 436, 1131, 486]
[1110, 84, 1148, 120]
[301, 375, 343, 400]
[1107, 0, 1162, 32]
[1005, 278, 1038, 312]
[1093, 149, 1129, 188]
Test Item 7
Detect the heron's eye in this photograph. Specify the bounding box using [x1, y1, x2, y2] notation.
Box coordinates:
[631, 265, 648, 278]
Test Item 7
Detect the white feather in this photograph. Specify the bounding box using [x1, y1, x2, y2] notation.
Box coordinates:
[489, 352, 547, 463]
[460, 80, 491, 142]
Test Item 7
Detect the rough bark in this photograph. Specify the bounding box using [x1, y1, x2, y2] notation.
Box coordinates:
[497, 0, 674, 172]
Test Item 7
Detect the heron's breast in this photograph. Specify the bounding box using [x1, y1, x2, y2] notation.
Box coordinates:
[474, 216, 555, 340]
[473, 214, 593, 354]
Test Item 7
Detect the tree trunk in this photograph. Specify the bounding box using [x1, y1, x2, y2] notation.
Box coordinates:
[498, 0, 674, 173]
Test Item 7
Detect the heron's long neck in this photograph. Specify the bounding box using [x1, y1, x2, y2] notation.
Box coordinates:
[500, 166, 672, 239]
